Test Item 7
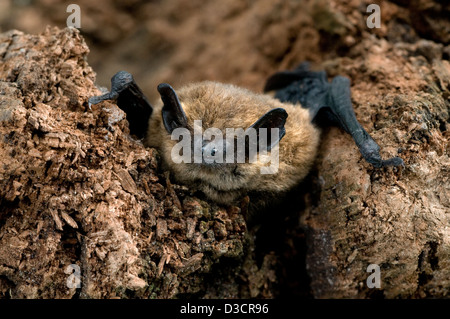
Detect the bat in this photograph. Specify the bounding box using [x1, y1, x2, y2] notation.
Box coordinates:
[89, 63, 403, 208]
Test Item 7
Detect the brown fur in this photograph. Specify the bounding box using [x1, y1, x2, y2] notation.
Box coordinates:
[145, 81, 320, 205]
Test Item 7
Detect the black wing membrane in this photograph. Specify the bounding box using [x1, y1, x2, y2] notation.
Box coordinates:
[89, 71, 153, 139]
[264, 62, 404, 168]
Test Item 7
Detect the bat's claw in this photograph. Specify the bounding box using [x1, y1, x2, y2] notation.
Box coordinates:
[358, 139, 404, 168]
[365, 153, 404, 168]
[88, 71, 135, 106]
[88, 92, 117, 106]
[381, 157, 404, 168]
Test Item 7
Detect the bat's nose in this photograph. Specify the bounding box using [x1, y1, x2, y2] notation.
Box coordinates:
[202, 144, 219, 163]
[202, 145, 217, 157]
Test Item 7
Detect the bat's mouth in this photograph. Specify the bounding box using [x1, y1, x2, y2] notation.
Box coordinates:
[192, 166, 244, 192]
[200, 183, 243, 205]
[190, 161, 238, 174]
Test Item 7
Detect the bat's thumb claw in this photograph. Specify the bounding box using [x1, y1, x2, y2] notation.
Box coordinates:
[88, 91, 118, 106]
[381, 157, 404, 168]
[358, 139, 404, 168]
[362, 150, 404, 168]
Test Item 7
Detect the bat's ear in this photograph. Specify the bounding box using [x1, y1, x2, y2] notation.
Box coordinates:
[158, 83, 188, 134]
[247, 108, 288, 151]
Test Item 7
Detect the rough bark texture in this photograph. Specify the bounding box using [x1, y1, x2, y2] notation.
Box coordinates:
[0, 0, 449, 298]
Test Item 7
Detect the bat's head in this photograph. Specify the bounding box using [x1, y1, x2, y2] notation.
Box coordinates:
[146, 81, 319, 205]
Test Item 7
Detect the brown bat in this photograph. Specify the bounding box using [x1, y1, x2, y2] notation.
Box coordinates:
[89, 63, 403, 207]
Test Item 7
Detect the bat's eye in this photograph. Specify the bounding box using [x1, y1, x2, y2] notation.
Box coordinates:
[201, 144, 218, 159]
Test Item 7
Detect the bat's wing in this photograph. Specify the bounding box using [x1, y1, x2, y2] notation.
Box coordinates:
[89, 71, 153, 139]
[264, 63, 404, 168]
[265, 62, 334, 124]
